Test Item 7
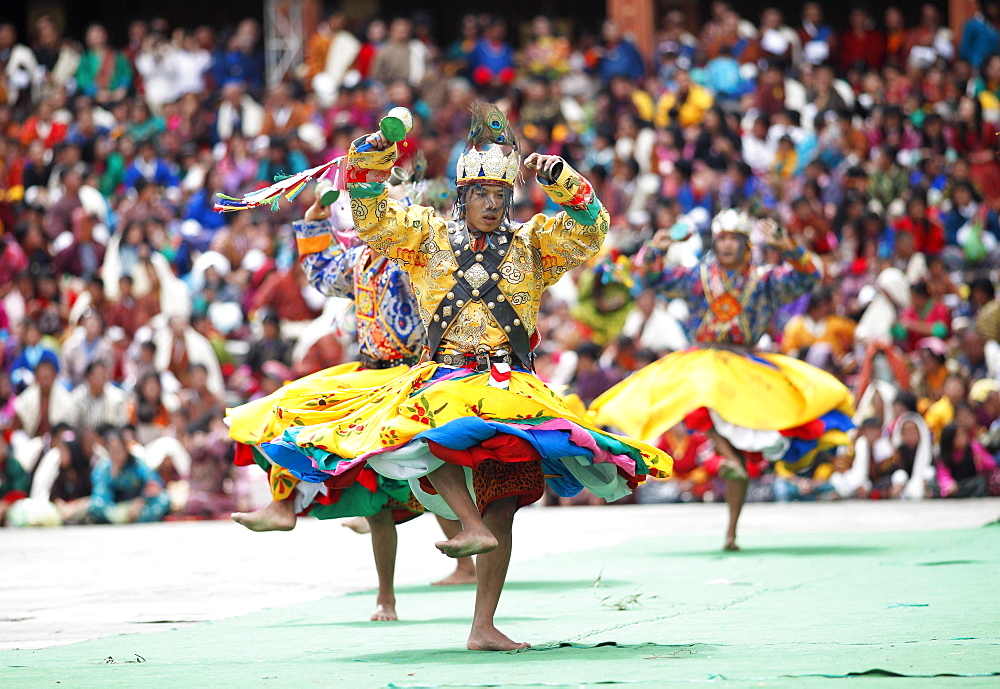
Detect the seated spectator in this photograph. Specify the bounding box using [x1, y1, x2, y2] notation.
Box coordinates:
[924, 373, 970, 438]
[702, 46, 746, 102]
[260, 82, 315, 139]
[781, 288, 856, 361]
[75, 23, 132, 106]
[655, 69, 713, 129]
[53, 207, 106, 282]
[523, 16, 570, 80]
[942, 181, 1000, 265]
[598, 20, 644, 83]
[69, 361, 129, 431]
[250, 262, 323, 341]
[153, 315, 225, 398]
[62, 309, 113, 386]
[123, 140, 178, 192]
[45, 426, 94, 524]
[129, 372, 181, 445]
[936, 422, 997, 498]
[8, 319, 58, 393]
[214, 81, 263, 142]
[245, 312, 292, 376]
[177, 363, 224, 434]
[0, 434, 30, 525]
[831, 418, 889, 499]
[910, 339, 951, 403]
[772, 454, 835, 502]
[892, 195, 944, 258]
[468, 19, 515, 91]
[894, 282, 950, 353]
[371, 18, 426, 87]
[12, 352, 73, 437]
[89, 428, 169, 524]
[874, 412, 934, 499]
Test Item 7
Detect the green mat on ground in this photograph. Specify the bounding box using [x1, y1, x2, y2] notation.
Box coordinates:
[4, 526, 1000, 688]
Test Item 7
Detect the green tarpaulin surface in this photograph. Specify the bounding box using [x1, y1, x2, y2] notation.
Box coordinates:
[4, 526, 999, 687]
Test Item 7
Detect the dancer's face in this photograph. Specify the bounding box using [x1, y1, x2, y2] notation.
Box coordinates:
[714, 232, 746, 270]
[465, 184, 507, 233]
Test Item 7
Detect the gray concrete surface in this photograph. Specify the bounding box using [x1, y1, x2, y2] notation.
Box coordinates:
[2, 498, 998, 651]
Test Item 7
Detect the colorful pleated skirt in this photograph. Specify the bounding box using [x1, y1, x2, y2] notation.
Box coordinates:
[590, 348, 855, 465]
[227, 362, 423, 521]
[259, 362, 672, 518]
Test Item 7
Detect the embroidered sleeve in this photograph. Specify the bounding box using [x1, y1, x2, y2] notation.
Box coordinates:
[347, 140, 435, 273]
[532, 161, 610, 286]
[294, 219, 363, 300]
[762, 246, 820, 304]
[634, 244, 700, 298]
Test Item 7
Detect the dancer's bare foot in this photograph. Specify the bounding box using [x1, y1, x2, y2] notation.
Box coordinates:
[231, 500, 296, 532]
[717, 458, 749, 482]
[343, 516, 371, 534]
[435, 527, 498, 558]
[431, 562, 477, 586]
[467, 625, 530, 651]
[723, 537, 741, 552]
[370, 601, 398, 621]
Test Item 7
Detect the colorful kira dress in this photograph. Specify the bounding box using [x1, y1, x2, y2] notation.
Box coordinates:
[226, 202, 426, 522]
[591, 241, 855, 470]
[259, 141, 671, 518]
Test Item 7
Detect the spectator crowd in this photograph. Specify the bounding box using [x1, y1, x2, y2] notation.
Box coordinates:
[2, 2, 1000, 525]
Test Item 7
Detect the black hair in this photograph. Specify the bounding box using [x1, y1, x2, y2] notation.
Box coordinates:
[969, 277, 995, 301]
[894, 391, 919, 413]
[84, 359, 108, 377]
[575, 342, 602, 361]
[807, 287, 832, 312]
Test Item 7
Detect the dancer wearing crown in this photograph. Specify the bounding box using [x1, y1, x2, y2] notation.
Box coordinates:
[259, 103, 671, 651]
[591, 210, 854, 551]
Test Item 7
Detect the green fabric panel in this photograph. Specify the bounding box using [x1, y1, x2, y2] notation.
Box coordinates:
[249, 446, 272, 473]
[346, 182, 386, 199]
[563, 199, 601, 226]
[307, 484, 390, 521]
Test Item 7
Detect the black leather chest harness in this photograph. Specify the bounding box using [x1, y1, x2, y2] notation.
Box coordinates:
[424, 224, 533, 370]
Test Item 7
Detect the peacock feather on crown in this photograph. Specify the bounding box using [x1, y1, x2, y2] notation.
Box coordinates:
[455, 102, 521, 188]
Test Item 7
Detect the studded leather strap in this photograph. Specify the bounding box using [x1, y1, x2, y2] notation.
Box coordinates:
[425, 225, 532, 368]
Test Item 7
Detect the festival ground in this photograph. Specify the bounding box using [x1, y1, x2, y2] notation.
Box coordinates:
[3, 499, 999, 688]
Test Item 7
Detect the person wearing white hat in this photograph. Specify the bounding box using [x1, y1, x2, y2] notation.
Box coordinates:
[592, 208, 855, 551]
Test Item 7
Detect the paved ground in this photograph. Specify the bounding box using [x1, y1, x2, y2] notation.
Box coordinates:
[2, 499, 999, 687]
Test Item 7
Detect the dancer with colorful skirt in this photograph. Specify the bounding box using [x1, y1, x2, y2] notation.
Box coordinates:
[591, 209, 854, 551]
[260, 103, 672, 650]
[227, 189, 473, 620]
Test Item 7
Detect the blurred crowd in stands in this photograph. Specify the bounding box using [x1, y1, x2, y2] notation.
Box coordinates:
[2, 1, 1000, 525]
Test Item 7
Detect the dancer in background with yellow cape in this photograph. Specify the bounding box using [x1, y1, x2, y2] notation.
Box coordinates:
[591, 209, 854, 551]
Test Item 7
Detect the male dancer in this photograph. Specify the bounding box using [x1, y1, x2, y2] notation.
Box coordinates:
[260, 104, 670, 649]
[592, 209, 854, 550]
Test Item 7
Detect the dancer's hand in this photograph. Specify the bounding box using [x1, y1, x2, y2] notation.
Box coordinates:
[650, 228, 675, 252]
[304, 196, 331, 222]
[759, 218, 797, 252]
[363, 131, 391, 151]
[524, 153, 563, 182]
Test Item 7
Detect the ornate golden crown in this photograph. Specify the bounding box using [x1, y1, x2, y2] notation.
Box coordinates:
[455, 102, 520, 189]
[456, 145, 520, 188]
